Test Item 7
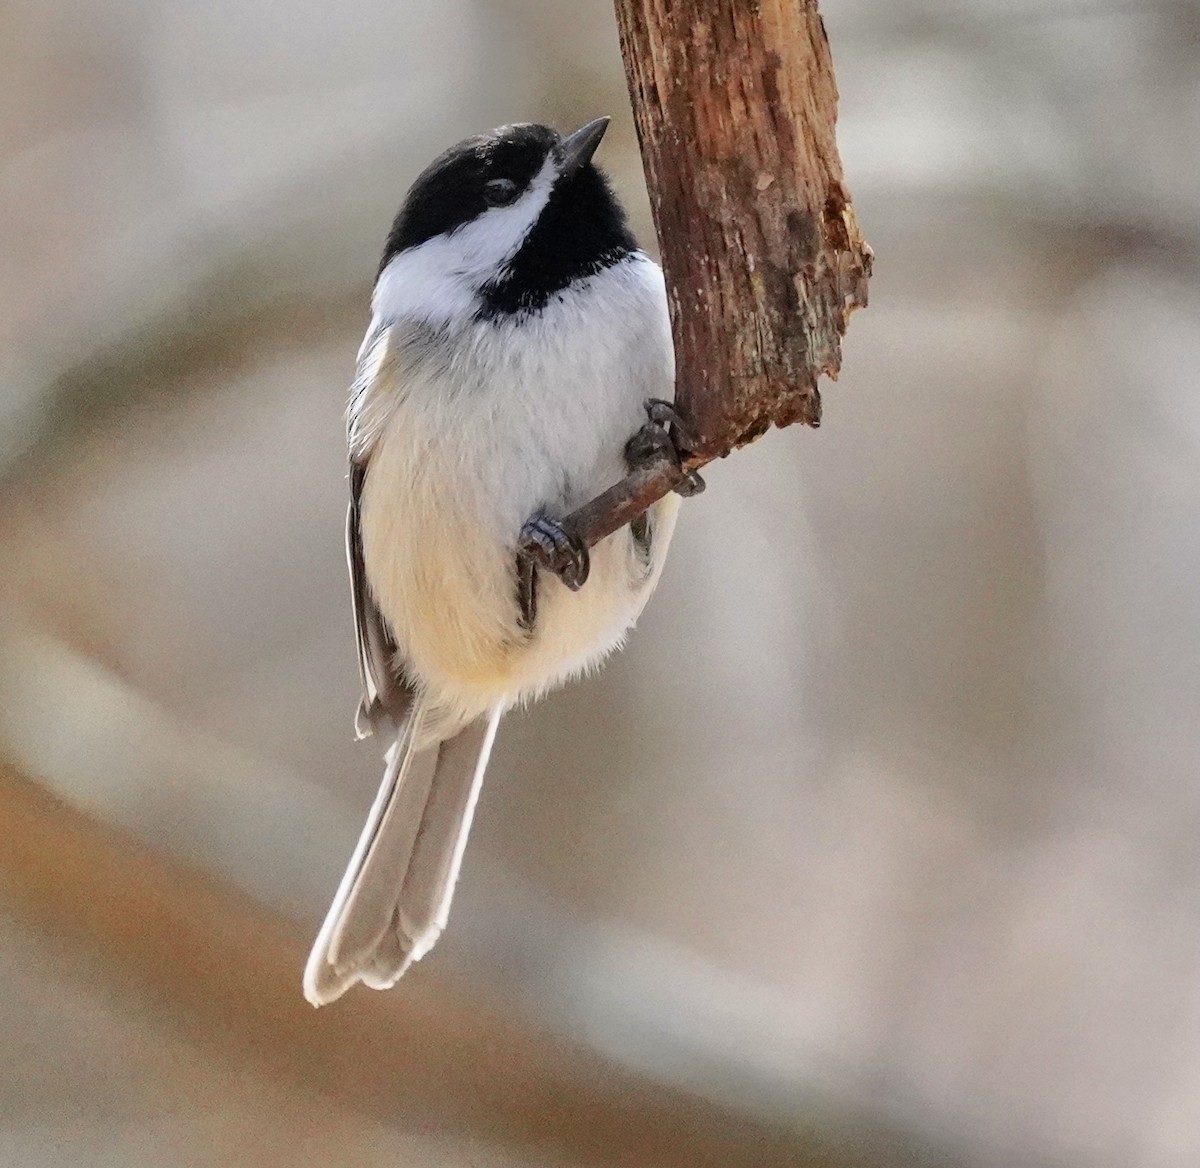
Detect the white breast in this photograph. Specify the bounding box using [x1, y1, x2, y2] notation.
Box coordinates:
[356, 253, 680, 724]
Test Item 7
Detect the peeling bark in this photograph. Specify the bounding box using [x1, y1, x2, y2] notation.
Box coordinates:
[555, 0, 872, 559]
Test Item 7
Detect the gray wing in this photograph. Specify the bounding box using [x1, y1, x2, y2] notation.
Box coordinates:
[346, 316, 414, 738]
[348, 460, 413, 739]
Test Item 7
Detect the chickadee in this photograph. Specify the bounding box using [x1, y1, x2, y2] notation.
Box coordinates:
[304, 117, 696, 1006]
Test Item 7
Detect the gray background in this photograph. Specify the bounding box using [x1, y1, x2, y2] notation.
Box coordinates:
[3, 1, 1199, 1165]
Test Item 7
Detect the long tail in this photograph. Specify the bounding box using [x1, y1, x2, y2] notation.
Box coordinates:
[304, 696, 502, 1006]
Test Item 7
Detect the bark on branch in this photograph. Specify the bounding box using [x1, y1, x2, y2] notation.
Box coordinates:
[563, 0, 872, 550]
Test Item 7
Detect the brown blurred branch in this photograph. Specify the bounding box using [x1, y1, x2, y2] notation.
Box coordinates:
[561, 0, 872, 555]
[0, 763, 887, 1168]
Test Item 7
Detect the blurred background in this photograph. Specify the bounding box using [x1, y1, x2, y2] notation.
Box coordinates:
[3, 0, 1200, 1164]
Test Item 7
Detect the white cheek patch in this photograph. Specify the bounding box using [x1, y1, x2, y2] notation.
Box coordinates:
[373, 156, 558, 326]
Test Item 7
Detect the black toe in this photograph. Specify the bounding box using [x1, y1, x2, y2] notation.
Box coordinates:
[518, 514, 590, 593]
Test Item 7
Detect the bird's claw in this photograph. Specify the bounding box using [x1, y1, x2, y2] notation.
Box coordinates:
[645, 398, 699, 452]
[518, 514, 590, 591]
[625, 398, 706, 497]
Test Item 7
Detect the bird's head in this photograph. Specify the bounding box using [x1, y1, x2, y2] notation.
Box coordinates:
[373, 118, 638, 324]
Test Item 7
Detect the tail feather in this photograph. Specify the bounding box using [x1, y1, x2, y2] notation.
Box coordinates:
[397, 714, 500, 953]
[304, 699, 501, 1006]
[328, 736, 436, 972]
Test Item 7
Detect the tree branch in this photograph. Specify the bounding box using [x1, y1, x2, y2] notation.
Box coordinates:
[562, 0, 872, 550]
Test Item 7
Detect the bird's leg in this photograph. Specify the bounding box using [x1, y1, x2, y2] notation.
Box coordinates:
[517, 513, 590, 614]
[515, 550, 539, 630]
[517, 399, 701, 620]
[624, 398, 706, 497]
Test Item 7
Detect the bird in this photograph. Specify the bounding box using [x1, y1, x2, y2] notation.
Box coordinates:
[304, 117, 698, 1006]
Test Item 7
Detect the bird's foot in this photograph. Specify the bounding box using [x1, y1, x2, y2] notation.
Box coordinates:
[518, 514, 590, 593]
[624, 399, 706, 497]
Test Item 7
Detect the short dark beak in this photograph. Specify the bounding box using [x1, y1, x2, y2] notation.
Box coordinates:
[559, 116, 610, 176]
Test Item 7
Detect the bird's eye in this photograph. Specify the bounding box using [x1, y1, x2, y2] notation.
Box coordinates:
[482, 178, 519, 207]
